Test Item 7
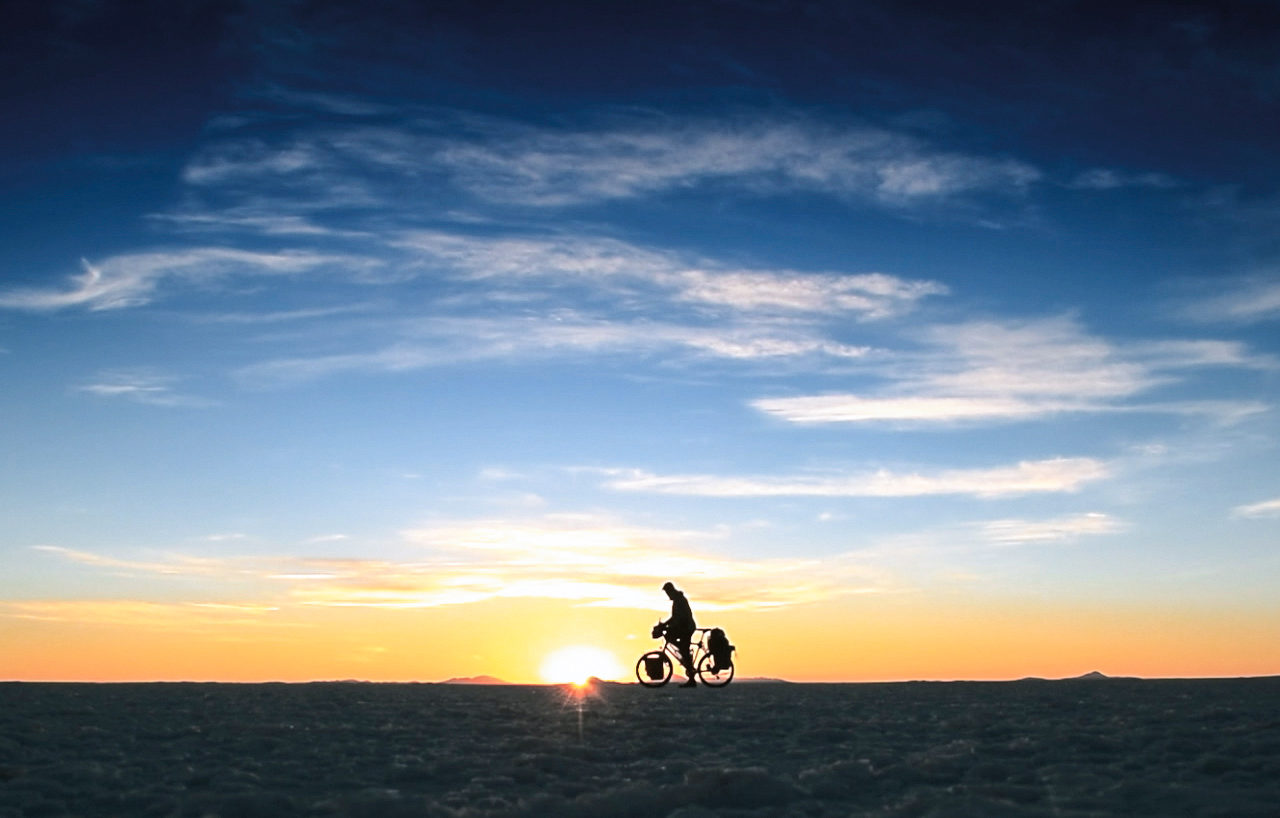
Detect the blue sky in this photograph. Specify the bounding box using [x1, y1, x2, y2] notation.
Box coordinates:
[2, 1, 1278, 679]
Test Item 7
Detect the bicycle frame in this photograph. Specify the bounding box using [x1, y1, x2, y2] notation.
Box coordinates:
[659, 628, 711, 667]
[637, 627, 734, 687]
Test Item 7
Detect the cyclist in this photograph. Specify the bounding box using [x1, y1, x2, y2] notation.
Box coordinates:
[654, 581, 698, 687]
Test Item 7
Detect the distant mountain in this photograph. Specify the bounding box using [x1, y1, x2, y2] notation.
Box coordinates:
[1017, 671, 1126, 682]
[735, 677, 792, 683]
[440, 675, 512, 685]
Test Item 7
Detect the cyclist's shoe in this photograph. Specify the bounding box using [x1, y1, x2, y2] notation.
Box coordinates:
[681, 678, 697, 688]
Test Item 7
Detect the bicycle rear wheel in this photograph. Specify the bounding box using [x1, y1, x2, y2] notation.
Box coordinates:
[636, 650, 673, 687]
[696, 652, 734, 687]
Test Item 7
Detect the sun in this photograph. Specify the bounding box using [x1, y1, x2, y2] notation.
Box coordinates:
[540, 645, 623, 686]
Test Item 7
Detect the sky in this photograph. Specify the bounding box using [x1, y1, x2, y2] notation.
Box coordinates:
[2, 0, 1279, 683]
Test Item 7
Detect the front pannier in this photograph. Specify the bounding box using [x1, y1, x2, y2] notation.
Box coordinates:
[644, 655, 667, 680]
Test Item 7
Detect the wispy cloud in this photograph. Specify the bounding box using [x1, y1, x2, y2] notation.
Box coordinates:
[1182, 273, 1280, 324]
[1231, 497, 1280, 518]
[754, 394, 1267, 426]
[1068, 168, 1178, 190]
[753, 316, 1270, 426]
[672, 268, 946, 317]
[76, 370, 214, 408]
[0, 248, 370, 311]
[31, 545, 254, 577]
[230, 230, 944, 385]
[304, 516, 893, 611]
[194, 304, 376, 324]
[245, 83, 396, 117]
[235, 310, 878, 386]
[1, 599, 290, 632]
[396, 231, 945, 319]
[148, 210, 364, 238]
[182, 139, 331, 186]
[1131, 339, 1276, 369]
[601, 457, 1109, 499]
[976, 512, 1125, 545]
[176, 111, 1041, 216]
[914, 318, 1156, 397]
[26, 516, 897, 614]
[754, 394, 1070, 424]
[428, 116, 1042, 208]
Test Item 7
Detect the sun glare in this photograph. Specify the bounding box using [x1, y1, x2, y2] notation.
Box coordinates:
[540, 645, 623, 685]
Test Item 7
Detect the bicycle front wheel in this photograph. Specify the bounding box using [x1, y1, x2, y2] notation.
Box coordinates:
[636, 650, 673, 687]
[696, 652, 734, 687]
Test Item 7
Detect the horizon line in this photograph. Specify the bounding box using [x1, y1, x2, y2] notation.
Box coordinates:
[6, 672, 1280, 685]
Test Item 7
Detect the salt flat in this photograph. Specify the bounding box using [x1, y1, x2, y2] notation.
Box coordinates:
[2, 678, 1278, 817]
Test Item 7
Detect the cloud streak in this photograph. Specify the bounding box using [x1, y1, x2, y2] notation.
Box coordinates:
[301, 516, 892, 611]
[25, 516, 897, 615]
[1231, 497, 1280, 518]
[181, 113, 1042, 213]
[1183, 273, 1280, 324]
[1, 599, 289, 632]
[752, 316, 1270, 426]
[76, 370, 214, 408]
[396, 231, 946, 319]
[602, 457, 1109, 499]
[235, 308, 882, 386]
[429, 117, 1042, 208]
[225, 230, 944, 384]
[0, 249, 370, 311]
[976, 512, 1125, 545]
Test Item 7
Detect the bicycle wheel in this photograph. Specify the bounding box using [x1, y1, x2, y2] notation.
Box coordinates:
[696, 652, 734, 687]
[636, 651, 673, 687]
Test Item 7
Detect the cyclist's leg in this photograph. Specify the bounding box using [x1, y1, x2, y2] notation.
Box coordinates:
[672, 631, 696, 677]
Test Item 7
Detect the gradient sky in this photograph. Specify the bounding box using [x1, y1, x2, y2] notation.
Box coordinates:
[2, 0, 1279, 682]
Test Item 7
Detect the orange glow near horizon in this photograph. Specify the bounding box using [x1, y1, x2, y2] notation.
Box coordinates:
[539, 645, 625, 685]
[2, 593, 1276, 683]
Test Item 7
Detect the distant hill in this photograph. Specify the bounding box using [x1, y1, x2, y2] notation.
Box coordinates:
[1013, 671, 1139, 682]
[735, 677, 792, 683]
[1013, 671, 1120, 682]
[440, 675, 512, 685]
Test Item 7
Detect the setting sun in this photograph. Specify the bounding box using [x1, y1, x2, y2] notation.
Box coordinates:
[539, 645, 624, 685]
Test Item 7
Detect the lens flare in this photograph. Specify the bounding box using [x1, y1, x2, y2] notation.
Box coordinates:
[540, 645, 623, 685]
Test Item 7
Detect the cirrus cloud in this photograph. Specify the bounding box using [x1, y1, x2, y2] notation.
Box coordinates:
[0, 248, 371, 312]
[1231, 497, 1280, 518]
[600, 457, 1110, 499]
[752, 316, 1271, 427]
[977, 512, 1126, 545]
[183, 112, 1042, 212]
[1183, 273, 1280, 324]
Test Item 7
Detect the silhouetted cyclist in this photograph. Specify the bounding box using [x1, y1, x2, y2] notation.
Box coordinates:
[654, 581, 698, 687]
